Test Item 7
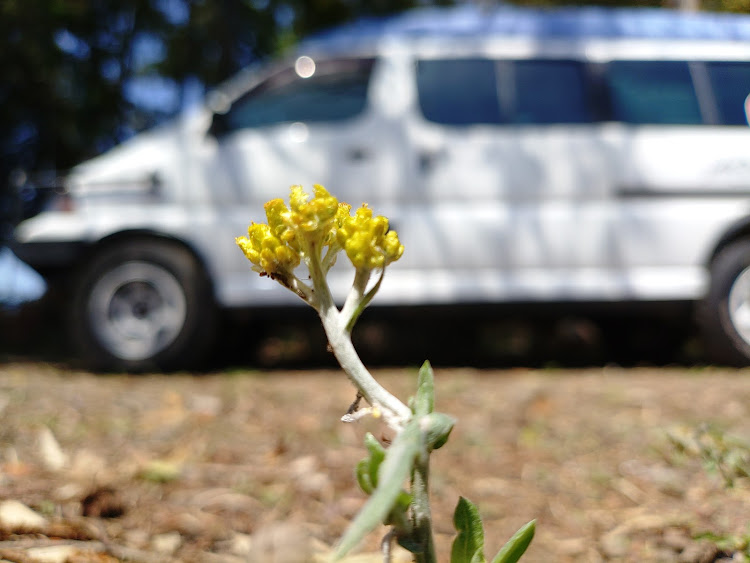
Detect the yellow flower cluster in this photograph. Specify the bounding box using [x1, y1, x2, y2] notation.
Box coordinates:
[235, 221, 300, 276]
[236, 184, 403, 278]
[337, 205, 404, 270]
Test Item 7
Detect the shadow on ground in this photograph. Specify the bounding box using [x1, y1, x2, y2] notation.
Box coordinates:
[0, 294, 706, 371]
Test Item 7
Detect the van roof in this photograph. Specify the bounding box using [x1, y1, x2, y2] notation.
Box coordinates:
[301, 4, 750, 49]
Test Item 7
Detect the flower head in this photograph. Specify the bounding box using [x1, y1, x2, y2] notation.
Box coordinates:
[337, 204, 404, 270]
[236, 185, 403, 285]
[288, 184, 339, 234]
[235, 222, 300, 276]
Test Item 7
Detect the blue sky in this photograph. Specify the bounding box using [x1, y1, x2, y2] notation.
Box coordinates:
[0, 248, 46, 308]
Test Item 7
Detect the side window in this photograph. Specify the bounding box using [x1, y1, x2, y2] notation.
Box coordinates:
[706, 62, 750, 125]
[606, 61, 702, 125]
[416, 58, 592, 126]
[224, 58, 374, 130]
[508, 60, 592, 124]
[416, 59, 502, 125]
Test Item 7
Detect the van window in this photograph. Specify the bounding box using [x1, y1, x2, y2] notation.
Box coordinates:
[417, 58, 591, 126]
[706, 62, 750, 125]
[508, 60, 592, 124]
[606, 61, 702, 125]
[224, 58, 374, 130]
[417, 59, 502, 125]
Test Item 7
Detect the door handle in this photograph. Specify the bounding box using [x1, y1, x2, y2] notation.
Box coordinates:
[418, 149, 444, 174]
[347, 147, 369, 162]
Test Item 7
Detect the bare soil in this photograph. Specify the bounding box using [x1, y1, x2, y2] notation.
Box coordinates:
[1, 361, 750, 562]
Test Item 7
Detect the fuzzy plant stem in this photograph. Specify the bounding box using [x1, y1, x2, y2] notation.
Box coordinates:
[412, 453, 437, 563]
[308, 243, 411, 425]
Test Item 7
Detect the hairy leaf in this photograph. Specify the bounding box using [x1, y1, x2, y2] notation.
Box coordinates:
[334, 420, 422, 559]
[490, 520, 536, 563]
[451, 496, 486, 563]
[422, 411, 455, 451]
[414, 360, 435, 416]
[355, 458, 373, 494]
[364, 432, 386, 488]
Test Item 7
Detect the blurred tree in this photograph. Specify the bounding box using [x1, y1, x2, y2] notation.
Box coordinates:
[0, 0, 446, 242]
[0, 0, 170, 235]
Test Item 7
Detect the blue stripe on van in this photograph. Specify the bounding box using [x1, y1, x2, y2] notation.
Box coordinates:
[303, 5, 750, 48]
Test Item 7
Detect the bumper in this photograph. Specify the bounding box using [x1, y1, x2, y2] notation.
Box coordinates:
[9, 240, 87, 272]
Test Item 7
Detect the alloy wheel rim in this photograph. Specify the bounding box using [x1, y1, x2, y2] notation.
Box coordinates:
[87, 261, 187, 361]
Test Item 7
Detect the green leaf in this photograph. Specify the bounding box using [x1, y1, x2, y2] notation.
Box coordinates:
[414, 360, 435, 416]
[451, 497, 486, 563]
[334, 420, 422, 560]
[422, 412, 455, 451]
[355, 458, 373, 495]
[364, 432, 386, 487]
[490, 520, 536, 563]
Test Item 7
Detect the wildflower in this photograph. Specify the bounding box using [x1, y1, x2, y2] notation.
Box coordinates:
[288, 184, 339, 235]
[236, 185, 403, 289]
[235, 222, 300, 276]
[337, 205, 404, 270]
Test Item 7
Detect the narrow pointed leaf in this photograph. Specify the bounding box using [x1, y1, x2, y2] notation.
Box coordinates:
[333, 420, 422, 560]
[451, 496, 486, 563]
[364, 432, 386, 487]
[414, 360, 435, 416]
[490, 520, 536, 563]
[355, 459, 373, 495]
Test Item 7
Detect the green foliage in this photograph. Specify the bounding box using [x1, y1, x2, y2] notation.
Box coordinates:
[490, 519, 536, 563]
[452, 497, 486, 563]
[695, 529, 750, 556]
[451, 497, 535, 563]
[667, 424, 750, 488]
[356, 432, 386, 495]
[137, 459, 181, 483]
[422, 412, 455, 451]
[335, 419, 421, 559]
[413, 360, 436, 416]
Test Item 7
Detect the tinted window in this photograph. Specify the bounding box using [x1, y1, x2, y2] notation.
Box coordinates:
[225, 58, 374, 130]
[417, 59, 501, 125]
[707, 62, 750, 125]
[606, 61, 702, 124]
[417, 58, 592, 126]
[509, 60, 592, 124]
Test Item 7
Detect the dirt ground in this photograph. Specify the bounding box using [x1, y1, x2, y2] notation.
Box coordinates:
[1, 361, 750, 562]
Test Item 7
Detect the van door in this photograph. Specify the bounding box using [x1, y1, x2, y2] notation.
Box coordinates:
[605, 59, 750, 300]
[404, 57, 624, 303]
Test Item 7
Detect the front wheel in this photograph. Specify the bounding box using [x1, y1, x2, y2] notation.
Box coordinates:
[71, 239, 216, 372]
[698, 240, 750, 366]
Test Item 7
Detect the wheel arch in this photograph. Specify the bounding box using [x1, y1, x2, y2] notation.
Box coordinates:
[83, 229, 218, 304]
[706, 216, 750, 266]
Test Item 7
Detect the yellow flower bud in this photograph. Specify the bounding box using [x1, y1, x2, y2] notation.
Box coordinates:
[288, 184, 339, 234]
[384, 230, 405, 263]
[337, 204, 404, 270]
[235, 222, 300, 275]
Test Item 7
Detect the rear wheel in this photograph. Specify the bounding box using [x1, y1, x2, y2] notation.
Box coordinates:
[71, 239, 216, 372]
[698, 240, 750, 366]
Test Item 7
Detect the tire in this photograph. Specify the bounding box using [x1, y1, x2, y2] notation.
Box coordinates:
[698, 240, 750, 366]
[70, 238, 216, 372]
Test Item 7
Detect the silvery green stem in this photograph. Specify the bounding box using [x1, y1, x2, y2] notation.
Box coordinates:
[412, 453, 437, 563]
[318, 298, 411, 426]
[307, 242, 411, 425]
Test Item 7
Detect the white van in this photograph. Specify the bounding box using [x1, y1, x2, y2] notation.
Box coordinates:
[13, 5, 750, 370]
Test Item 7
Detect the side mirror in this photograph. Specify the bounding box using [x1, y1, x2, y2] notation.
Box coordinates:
[745, 93, 750, 126]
